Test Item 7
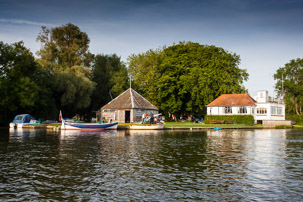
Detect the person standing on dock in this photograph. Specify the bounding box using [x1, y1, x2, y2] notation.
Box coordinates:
[142, 113, 145, 124]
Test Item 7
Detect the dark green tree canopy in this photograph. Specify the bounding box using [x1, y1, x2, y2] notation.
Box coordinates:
[274, 58, 303, 115]
[128, 41, 248, 118]
[0, 41, 56, 124]
[90, 54, 129, 111]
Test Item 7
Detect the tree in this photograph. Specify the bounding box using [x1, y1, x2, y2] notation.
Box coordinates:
[128, 48, 162, 105]
[128, 41, 248, 118]
[274, 58, 303, 115]
[36, 23, 95, 117]
[90, 54, 128, 113]
[0, 41, 56, 125]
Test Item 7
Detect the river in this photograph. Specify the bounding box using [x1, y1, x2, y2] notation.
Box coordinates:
[0, 128, 303, 201]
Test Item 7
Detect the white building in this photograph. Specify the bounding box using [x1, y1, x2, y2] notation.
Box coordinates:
[206, 90, 285, 124]
[253, 90, 285, 124]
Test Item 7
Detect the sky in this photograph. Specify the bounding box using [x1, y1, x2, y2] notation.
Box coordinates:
[1, 0, 303, 97]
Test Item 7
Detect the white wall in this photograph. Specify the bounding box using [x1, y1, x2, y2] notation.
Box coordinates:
[255, 103, 285, 122]
[207, 106, 256, 115]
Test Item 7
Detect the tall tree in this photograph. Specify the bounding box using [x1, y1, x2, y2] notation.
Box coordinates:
[0, 41, 56, 125]
[128, 49, 162, 105]
[90, 54, 128, 113]
[128, 41, 248, 118]
[274, 58, 303, 115]
[36, 23, 95, 117]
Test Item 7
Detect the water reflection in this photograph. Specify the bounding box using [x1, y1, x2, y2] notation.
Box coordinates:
[1, 128, 303, 201]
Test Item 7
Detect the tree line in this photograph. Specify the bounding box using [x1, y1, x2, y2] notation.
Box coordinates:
[1, 22, 300, 125]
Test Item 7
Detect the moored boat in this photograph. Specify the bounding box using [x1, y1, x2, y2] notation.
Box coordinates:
[129, 124, 164, 130]
[61, 119, 118, 130]
[9, 114, 38, 128]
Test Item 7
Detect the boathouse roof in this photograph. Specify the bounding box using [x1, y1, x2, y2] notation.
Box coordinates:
[207, 94, 257, 107]
[101, 88, 158, 110]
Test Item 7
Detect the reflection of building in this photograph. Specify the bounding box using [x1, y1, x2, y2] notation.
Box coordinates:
[206, 90, 285, 124]
[97, 88, 158, 123]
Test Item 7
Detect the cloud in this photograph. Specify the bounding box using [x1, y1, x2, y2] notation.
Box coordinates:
[0, 18, 57, 27]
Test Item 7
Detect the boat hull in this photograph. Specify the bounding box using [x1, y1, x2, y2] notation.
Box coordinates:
[61, 121, 118, 130]
[129, 124, 164, 130]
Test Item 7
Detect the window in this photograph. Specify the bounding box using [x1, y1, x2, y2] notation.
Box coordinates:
[271, 106, 283, 115]
[271, 106, 277, 115]
[224, 106, 232, 114]
[238, 106, 247, 114]
[257, 108, 267, 114]
[209, 107, 212, 115]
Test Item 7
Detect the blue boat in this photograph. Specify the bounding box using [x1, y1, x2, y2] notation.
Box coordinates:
[9, 114, 37, 128]
[213, 127, 222, 131]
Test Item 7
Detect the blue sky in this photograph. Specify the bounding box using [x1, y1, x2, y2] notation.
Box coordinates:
[1, 0, 303, 97]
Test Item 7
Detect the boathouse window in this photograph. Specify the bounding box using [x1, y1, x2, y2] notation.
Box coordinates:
[209, 107, 212, 115]
[224, 106, 232, 114]
[238, 106, 247, 114]
[277, 107, 282, 115]
[257, 108, 267, 114]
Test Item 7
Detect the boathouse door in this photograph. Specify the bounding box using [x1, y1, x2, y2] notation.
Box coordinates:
[125, 111, 130, 123]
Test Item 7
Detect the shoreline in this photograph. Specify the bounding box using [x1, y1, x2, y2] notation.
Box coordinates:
[11, 124, 294, 130]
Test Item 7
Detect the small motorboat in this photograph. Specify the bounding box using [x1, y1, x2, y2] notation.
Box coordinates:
[213, 127, 222, 131]
[129, 124, 164, 130]
[9, 114, 38, 128]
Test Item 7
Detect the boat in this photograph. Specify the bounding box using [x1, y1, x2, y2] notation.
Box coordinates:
[61, 119, 118, 131]
[9, 114, 38, 128]
[213, 127, 222, 131]
[129, 124, 164, 130]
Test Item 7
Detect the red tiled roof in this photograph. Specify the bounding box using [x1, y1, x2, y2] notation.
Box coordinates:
[207, 94, 256, 107]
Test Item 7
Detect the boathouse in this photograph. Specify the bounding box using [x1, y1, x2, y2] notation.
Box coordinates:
[97, 88, 159, 123]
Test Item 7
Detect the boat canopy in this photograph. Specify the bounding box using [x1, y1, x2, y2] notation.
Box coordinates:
[12, 114, 35, 124]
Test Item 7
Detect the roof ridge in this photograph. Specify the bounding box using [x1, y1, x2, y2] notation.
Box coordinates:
[130, 88, 158, 109]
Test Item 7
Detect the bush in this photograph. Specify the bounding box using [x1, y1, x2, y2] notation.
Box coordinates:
[204, 115, 254, 126]
[275, 125, 293, 129]
[286, 114, 303, 125]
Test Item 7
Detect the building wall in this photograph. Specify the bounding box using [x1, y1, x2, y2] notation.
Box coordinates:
[207, 106, 256, 115]
[101, 109, 159, 123]
[255, 103, 285, 123]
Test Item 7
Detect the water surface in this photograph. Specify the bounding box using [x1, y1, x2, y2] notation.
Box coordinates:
[1, 128, 303, 201]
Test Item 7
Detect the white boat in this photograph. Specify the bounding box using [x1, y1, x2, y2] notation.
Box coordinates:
[9, 114, 38, 128]
[61, 119, 118, 130]
[129, 124, 164, 130]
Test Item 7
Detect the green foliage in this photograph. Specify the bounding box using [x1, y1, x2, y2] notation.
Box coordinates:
[128, 49, 162, 105]
[275, 125, 293, 129]
[90, 54, 128, 112]
[205, 115, 254, 125]
[0, 41, 56, 125]
[128, 41, 248, 118]
[274, 58, 303, 116]
[36, 23, 95, 117]
[36, 23, 91, 71]
[286, 114, 303, 125]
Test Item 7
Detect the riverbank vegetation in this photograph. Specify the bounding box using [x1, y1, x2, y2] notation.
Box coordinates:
[274, 58, 303, 124]
[0, 22, 301, 125]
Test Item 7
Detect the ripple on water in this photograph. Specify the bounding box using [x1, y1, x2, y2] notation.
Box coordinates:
[1, 129, 303, 201]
